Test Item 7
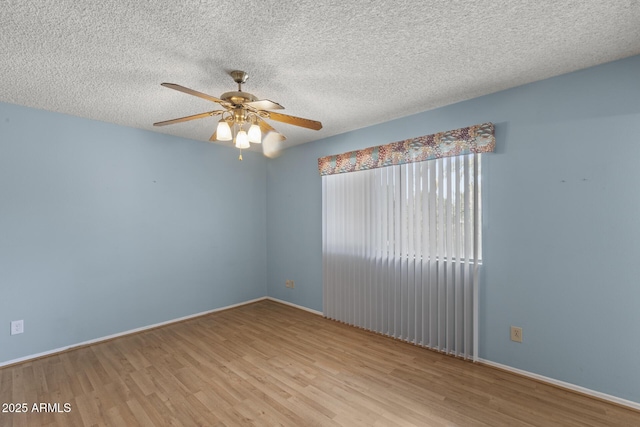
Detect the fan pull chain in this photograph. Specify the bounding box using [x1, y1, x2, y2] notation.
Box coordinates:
[239, 149, 243, 161]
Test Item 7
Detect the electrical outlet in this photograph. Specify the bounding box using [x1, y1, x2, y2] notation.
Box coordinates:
[11, 320, 24, 335]
[510, 326, 522, 343]
[285, 280, 295, 288]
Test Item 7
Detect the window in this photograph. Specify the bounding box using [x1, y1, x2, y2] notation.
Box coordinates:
[322, 154, 482, 359]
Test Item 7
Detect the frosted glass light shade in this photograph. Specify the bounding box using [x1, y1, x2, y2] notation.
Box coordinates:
[235, 130, 250, 149]
[248, 124, 262, 143]
[216, 121, 232, 141]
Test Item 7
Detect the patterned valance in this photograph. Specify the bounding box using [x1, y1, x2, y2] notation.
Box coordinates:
[318, 122, 495, 176]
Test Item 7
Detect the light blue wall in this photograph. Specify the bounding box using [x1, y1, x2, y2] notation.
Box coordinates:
[2, 55, 639, 404]
[266, 55, 640, 403]
[0, 103, 267, 363]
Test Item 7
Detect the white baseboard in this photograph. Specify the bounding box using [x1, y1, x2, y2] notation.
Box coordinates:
[265, 297, 323, 316]
[0, 297, 268, 368]
[478, 358, 640, 411]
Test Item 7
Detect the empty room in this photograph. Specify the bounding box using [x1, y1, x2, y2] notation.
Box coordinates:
[2, 1, 640, 426]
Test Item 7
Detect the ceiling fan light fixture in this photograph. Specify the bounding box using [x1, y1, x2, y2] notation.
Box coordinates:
[248, 124, 261, 143]
[216, 120, 232, 141]
[235, 130, 250, 149]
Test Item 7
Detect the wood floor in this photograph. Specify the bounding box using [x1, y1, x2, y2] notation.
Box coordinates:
[1, 301, 638, 426]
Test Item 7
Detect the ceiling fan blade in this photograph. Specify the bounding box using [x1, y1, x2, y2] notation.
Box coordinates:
[153, 110, 223, 127]
[266, 111, 322, 130]
[161, 83, 226, 104]
[256, 117, 286, 140]
[245, 99, 284, 110]
[209, 130, 217, 142]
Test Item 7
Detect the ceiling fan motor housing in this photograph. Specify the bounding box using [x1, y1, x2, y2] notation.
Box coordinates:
[220, 91, 258, 105]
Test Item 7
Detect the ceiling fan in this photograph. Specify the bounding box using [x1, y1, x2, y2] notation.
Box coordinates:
[153, 70, 322, 159]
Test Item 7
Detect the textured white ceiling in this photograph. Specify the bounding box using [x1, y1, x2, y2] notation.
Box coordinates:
[1, 1, 639, 153]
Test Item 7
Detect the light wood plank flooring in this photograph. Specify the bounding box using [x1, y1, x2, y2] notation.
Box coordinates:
[1, 300, 638, 426]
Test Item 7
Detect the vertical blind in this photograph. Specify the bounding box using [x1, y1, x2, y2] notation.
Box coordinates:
[322, 154, 481, 359]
